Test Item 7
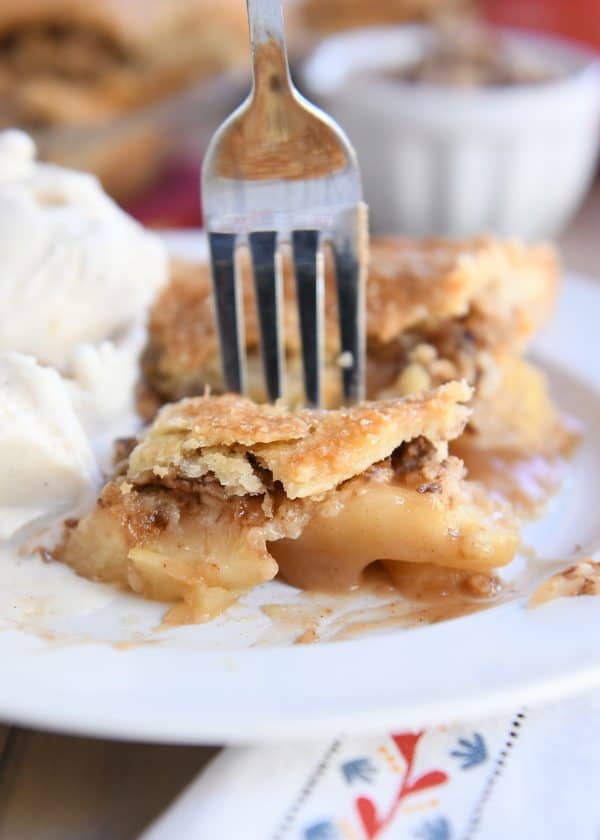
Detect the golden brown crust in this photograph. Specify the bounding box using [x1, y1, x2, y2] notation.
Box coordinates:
[129, 392, 310, 495]
[142, 236, 559, 409]
[367, 236, 558, 347]
[253, 382, 471, 498]
[147, 392, 309, 448]
[464, 240, 559, 351]
[142, 260, 220, 403]
[0, 0, 248, 57]
[0, 0, 249, 127]
[128, 383, 472, 500]
[54, 231, 566, 626]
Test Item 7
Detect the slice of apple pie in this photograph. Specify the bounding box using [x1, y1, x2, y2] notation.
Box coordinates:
[57, 384, 519, 623]
[138, 234, 576, 515]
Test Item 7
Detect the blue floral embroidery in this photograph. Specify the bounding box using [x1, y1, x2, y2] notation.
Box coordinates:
[340, 757, 377, 784]
[414, 816, 451, 840]
[450, 733, 487, 769]
[304, 821, 339, 840]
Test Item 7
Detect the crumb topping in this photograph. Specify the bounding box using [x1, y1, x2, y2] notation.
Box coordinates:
[529, 560, 600, 608]
[142, 237, 558, 407]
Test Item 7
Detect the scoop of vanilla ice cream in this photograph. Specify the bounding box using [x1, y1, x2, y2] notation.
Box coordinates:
[66, 326, 147, 441]
[0, 130, 167, 370]
[0, 130, 170, 541]
[0, 353, 99, 541]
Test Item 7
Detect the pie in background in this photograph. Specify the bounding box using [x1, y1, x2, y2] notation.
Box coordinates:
[0, 0, 249, 199]
[0, 0, 249, 125]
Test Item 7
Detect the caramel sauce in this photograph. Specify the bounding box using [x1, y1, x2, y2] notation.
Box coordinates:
[213, 40, 347, 181]
[329, 600, 489, 642]
[260, 564, 503, 644]
[112, 638, 162, 651]
[261, 602, 331, 645]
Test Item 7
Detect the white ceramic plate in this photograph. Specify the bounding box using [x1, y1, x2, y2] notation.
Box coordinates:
[0, 234, 598, 744]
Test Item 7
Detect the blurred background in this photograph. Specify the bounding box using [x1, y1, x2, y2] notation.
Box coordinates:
[6, 0, 599, 239]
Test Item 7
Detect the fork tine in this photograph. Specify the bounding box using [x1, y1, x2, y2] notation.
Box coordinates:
[208, 232, 245, 394]
[332, 206, 367, 403]
[292, 229, 323, 407]
[203, 0, 366, 406]
[249, 231, 284, 402]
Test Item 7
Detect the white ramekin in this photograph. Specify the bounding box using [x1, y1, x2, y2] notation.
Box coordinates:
[302, 26, 600, 238]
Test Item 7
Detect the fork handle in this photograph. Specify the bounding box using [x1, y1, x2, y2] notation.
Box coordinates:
[246, 0, 292, 94]
[247, 0, 286, 47]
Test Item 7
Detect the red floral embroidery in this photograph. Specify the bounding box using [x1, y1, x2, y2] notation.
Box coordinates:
[355, 731, 448, 839]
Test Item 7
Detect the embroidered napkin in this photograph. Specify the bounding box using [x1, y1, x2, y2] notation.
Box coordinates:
[141, 686, 600, 840]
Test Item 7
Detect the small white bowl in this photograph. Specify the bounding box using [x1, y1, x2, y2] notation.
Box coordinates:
[302, 26, 600, 238]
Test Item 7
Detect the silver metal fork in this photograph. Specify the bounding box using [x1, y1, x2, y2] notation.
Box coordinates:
[201, 0, 367, 407]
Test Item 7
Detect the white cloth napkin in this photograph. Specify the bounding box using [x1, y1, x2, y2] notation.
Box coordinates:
[141, 687, 600, 840]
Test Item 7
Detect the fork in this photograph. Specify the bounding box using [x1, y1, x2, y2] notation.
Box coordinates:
[202, 0, 367, 407]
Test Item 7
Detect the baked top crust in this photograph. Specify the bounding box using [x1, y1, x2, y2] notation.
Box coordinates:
[141, 236, 558, 409]
[129, 382, 472, 500]
[144, 393, 309, 449]
[367, 236, 557, 345]
[252, 383, 471, 498]
[154, 235, 558, 354]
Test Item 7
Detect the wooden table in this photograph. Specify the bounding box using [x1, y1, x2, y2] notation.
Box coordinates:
[1, 189, 599, 840]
